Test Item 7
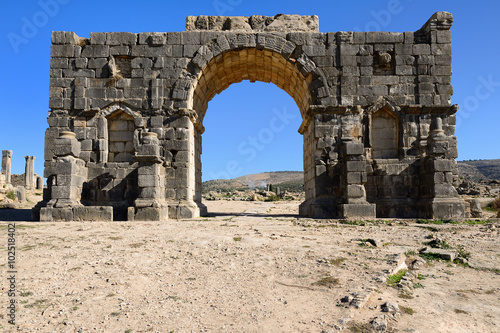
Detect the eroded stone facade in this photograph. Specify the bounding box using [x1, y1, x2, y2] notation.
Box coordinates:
[34, 12, 466, 221]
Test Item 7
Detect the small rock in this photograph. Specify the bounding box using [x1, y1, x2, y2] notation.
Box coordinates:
[381, 302, 399, 314]
[419, 247, 456, 261]
[338, 317, 350, 325]
[371, 315, 388, 332]
[410, 258, 426, 270]
[340, 295, 353, 303]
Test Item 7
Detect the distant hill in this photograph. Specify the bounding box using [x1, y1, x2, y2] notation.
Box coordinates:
[202, 160, 500, 193]
[202, 171, 303, 193]
[457, 159, 500, 182]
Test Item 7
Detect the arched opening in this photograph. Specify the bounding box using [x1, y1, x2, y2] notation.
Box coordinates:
[371, 108, 398, 159]
[192, 48, 312, 121]
[191, 47, 314, 216]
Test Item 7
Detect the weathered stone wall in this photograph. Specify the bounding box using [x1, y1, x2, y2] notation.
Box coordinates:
[36, 12, 465, 221]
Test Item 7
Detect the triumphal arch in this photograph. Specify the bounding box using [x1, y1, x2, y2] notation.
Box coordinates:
[34, 12, 466, 221]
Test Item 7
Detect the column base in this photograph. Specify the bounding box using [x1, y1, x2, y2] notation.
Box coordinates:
[130, 206, 168, 221]
[340, 203, 376, 219]
[418, 198, 466, 219]
[37, 206, 113, 222]
[299, 198, 340, 218]
[168, 200, 206, 219]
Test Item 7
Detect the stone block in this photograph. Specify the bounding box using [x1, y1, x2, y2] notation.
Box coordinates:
[109, 46, 130, 56]
[166, 140, 189, 151]
[73, 206, 113, 221]
[428, 159, 453, 172]
[81, 45, 109, 58]
[139, 187, 164, 199]
[431, 44, 451, 55]
[134, 207, 168, 221]
[365, 32, 403, 44]
[138, 164, 161, 175]
[340, 203, 376, 219]
[90, 32, 107, 45]
[137, 144, 160, 157]
[346, 161, 366, 172]
[53, 138, 81, 157]
[344, 142, 364, 155]
[138, 175, 161, 187]
[51, 45, 75, 58]
[314, 125, 335, 138]
[430, 65, 452, 76]
[181, 31, 201, 45]
[346, 172, 362, 184]
[51, 185, 79, 200]
[106, 32, 137, 45]
[131, 57, 153, 69]
[39, 207, 74, 222]
[346, 184, 365, 198]
[413, 44, 431, 55]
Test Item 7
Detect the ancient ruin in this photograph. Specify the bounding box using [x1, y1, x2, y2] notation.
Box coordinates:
[34, 12, 467, 221]
[1, 150, 13, 185]
[0, 150, 42, 205]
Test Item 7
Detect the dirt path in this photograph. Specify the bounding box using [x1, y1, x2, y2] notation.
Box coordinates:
[0, 201, 499, 332]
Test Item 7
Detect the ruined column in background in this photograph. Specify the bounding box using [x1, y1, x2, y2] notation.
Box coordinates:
[2, 150, 13, 184]
[25, 156, 36, 190]
[36, 176, 44, 190]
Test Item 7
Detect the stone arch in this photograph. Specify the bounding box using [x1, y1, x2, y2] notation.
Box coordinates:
[97, 102, 142, 119]
[170, 35, 332, 217]
[171, 34, 331, 124]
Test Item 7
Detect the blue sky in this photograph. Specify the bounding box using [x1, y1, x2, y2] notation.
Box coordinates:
[1, 0, 499, 181]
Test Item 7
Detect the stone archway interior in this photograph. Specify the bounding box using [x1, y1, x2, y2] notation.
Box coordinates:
[193, 48, 312, 123]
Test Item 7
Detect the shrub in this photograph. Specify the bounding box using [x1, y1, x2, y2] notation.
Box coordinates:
[6, 190, 16, 200]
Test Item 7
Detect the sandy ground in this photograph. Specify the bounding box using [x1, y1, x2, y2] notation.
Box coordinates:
[0, 200, 499, 332]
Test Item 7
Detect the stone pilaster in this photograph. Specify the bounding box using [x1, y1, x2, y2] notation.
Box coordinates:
[2, 150, 13, 184]
[418, 117, 466, 218]
[131, 132, 168, 221]
[339, 138, 376, 219]
[165, 110, 206, 219]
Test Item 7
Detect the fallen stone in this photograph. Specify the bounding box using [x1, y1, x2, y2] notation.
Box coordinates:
[350, 290, 373, 309]
[15, 186, 25, 202]
[382, 302, 399, 314]
[468, 257, 499, 271]
[340, 295, 353, 303]
[388, 253, 408, 274]
[409, 257, 427, 270]
[419, 247, 456, 261]
[365, 238, 385, 247]
[370, 315, 388, 332]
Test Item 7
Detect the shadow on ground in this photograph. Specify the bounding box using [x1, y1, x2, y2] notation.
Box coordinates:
[204, 211, 299, 218]
[0, 209, 33, 221]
